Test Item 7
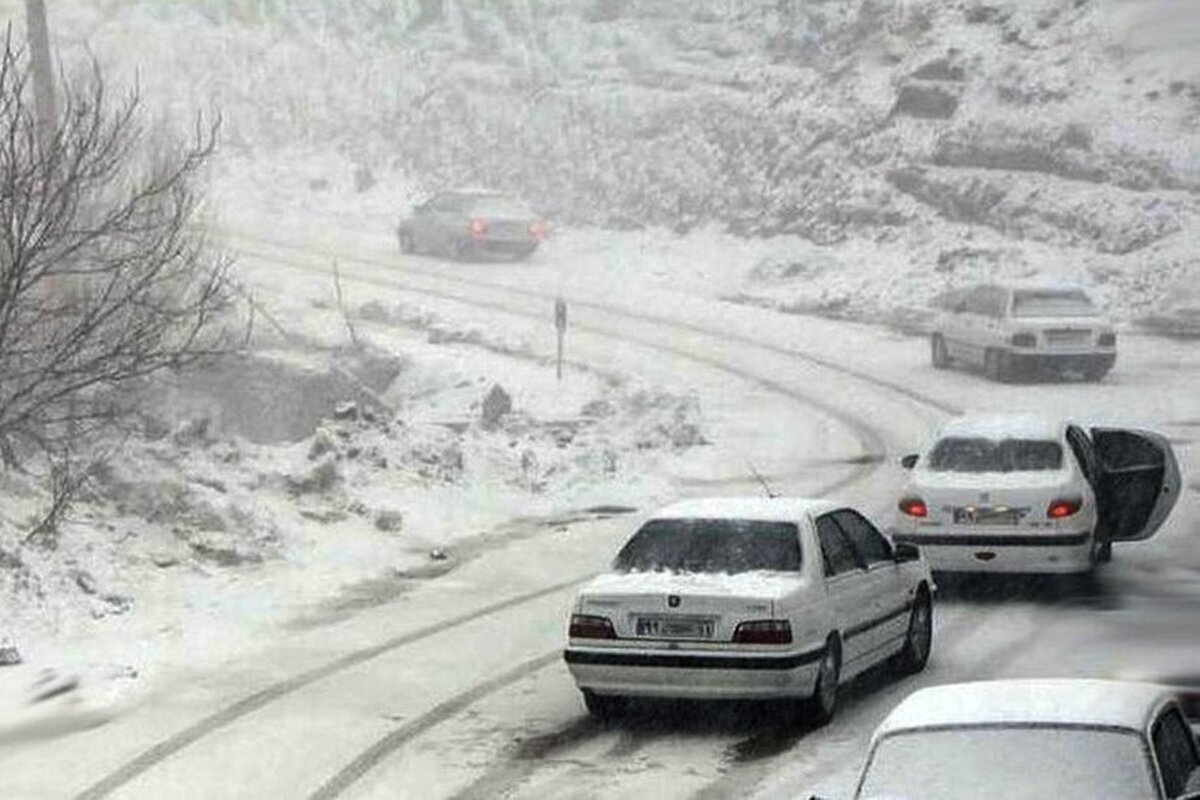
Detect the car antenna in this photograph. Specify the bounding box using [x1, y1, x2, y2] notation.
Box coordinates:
[747, 461, 780, 499]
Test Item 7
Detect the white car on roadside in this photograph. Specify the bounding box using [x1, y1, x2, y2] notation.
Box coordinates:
[931, 282, 1118, 382]
[563, 498, 934, 726]
[892, 414, 1180, 575]
[843, 679, 1200, 800]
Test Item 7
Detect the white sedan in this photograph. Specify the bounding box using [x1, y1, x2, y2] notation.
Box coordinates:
[892, 414, 1180, 574]
[847, 679, 1200, 800]
[563, 498, 934, 725]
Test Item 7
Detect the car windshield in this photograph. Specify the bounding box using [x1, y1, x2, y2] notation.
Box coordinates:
[613, 518, 801, 574]
[927, 437, 1063, 472]
[856, 726, 1155, 800]
[467, 196, 533, 217]
[1011, 289, 1099, 318]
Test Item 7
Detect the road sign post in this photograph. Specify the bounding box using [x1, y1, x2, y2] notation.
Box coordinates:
[554, 297, 567, 382]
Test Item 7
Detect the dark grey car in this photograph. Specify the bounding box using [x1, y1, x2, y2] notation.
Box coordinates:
[396, 190, 546, 261]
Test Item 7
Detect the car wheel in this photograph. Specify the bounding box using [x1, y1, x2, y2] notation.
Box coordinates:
[447, 237, 472, 261]
[1093, 539, 1113, 564]
[397, 229, 415, 254]
[890, 591, 933, 675]
[931, 335, 950, 369]
[984, 349, 1011, 383]
[581, 690, 625, 723]
[1084, 367, 1109, 383]
[398, 227, 417, 253]
[804, 637, 841, 726]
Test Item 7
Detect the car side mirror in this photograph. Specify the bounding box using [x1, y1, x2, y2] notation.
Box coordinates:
[899, 453, 919, 470]
[894, 542, 920, 563]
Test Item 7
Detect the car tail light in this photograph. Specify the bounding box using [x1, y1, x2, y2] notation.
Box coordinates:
[529, 220, 547, 241]
[898, 496, 928, 518]
[732, 620, 792, 645]
[569, 614, 616, 639]
[1098, 332, 1116, 347]
[1010, 333, 1037, 348]
[468, 217, 489, 238]
[1047, 497, 1083, 519]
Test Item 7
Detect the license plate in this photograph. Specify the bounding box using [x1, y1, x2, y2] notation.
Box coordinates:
[1045, 330, 1090, 347]
[953, 507, 1023, 526]
[635, 617, 715, 639]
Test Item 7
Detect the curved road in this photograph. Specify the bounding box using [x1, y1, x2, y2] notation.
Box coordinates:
[9, 223, 1198, 799]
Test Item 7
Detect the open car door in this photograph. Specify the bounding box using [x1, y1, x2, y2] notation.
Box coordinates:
[1091, 428, 1181, 542]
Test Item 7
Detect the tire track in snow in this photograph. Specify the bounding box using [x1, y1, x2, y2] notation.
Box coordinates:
[74, 579, 581, 800]
[305, 651, 564, 800]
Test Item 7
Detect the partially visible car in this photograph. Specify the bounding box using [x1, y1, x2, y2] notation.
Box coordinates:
[396, 189, 546, 261]
[563, 497, 934, 726]
[930, 281, 1117, 381]
[892, 413, 1180, 575]
[843, 679, 1200, 800]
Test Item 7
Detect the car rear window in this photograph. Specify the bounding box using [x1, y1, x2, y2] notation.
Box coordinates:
[927, 438, 1064, 472]
[857, 726, 1155, 800]
[466, 196, 532, 217]
[613, 518, 801, 575]
[1011, 289, 1099, 318]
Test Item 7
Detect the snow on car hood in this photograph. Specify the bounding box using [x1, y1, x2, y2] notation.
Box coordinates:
[582, 569, 802, 601]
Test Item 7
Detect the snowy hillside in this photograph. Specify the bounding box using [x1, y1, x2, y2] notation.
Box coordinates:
[12, 0, 1195, 325]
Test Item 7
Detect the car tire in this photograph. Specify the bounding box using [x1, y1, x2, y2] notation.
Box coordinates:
[397, 229, 415, 254]
[1094, 540, 1113, 564]
[984, 349, 1011, 383]
[931, 335, 950, 369]
[448, 237, 472, 261]
[804, 636, 841, 727]
[581, 690, 625, 722]
[1083, 366, 1109, 383]
[890, 590, 933, 676]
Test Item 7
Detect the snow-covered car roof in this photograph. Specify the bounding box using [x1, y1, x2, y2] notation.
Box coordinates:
[935, 413, 1063, 442]
[876, 680, 1173, 737]
[650, 496, 841, 522]
[1006, 278, 1092, 294]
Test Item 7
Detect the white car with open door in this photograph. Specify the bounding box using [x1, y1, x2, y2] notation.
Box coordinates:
[563, 498, 934, 726]
[842, 679, 1200, 800]
[891, 414, 1180, 575]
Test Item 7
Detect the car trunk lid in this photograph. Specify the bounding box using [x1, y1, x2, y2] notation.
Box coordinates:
[578, 571, 799, 643]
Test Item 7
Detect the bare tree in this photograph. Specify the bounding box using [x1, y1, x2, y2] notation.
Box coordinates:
[0, 30, 233, 492]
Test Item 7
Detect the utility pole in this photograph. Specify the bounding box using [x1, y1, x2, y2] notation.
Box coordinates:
[26, 0, 57, 145]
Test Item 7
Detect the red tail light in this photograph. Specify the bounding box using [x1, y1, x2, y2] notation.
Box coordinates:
[1047, 497, 1083, 519]
[468, 217, 489, 238]
[529, 220, 547, 241]
[732, 620, 792, 645]
[898, 496, 928, 518]
[569, 614, 616, 639]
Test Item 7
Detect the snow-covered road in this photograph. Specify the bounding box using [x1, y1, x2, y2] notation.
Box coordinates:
[8, 222, 1199, 799]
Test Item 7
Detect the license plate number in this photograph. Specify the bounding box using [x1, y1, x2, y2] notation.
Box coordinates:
[635, 617, 714, 639]
[954, 507, 1021, 525]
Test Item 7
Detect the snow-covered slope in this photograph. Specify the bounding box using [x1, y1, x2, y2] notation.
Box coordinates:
[13, 0, 1194, 322]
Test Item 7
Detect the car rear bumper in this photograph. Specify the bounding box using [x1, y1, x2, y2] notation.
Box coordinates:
[564, 645, 824, 699]
[1007, 350, 1116, 373]
[470, 237, 538, 256]
[891, 530, 1094, 574]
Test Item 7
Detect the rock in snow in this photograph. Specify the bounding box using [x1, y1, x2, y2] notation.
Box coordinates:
[480, 384, 513, 429]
